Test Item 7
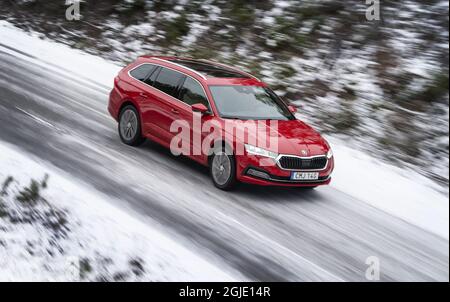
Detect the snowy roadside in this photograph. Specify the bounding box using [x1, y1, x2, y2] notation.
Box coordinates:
[0, 20, 448, 241]
[0, 20, 122, 90]
[0, 142, 238, 281]
[328, 137, 449, 240]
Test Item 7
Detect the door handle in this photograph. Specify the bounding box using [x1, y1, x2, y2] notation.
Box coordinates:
[139, 92, 147, 98]
[171, 108, 179, 114]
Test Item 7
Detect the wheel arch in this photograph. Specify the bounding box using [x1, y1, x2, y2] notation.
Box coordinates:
[118, 99, 140, 117]
[207, 139, 235, 166]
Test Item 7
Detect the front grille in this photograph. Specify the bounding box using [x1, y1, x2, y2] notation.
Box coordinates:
[278, 156, 327, 170]
[244, 166, 331, 183]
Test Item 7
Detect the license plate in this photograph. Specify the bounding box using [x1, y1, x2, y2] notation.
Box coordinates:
[291, 172, 319, 181]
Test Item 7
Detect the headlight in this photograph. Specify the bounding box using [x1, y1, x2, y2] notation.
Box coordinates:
[326, 149, 333, 159]
[245, 144, 278, 159]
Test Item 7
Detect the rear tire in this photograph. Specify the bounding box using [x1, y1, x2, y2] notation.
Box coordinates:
[209, 146, 237, 191]
[118, 105, 145, 146]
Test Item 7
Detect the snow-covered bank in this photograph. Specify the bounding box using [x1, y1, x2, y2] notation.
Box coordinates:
[328, 137, 449, 240]
[0, 20, 121, 89]
[0, 20, 448, 242]
[0, 142, 237, 281]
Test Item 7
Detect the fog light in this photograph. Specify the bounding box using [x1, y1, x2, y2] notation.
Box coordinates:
[247, 169, 270, 180]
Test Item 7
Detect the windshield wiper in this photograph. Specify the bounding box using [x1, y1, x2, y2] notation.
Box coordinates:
[220, 115, 245, 120]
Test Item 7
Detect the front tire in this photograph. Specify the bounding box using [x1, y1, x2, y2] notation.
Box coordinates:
[118, 105, 145, 146]
[209, 147, 236, 191]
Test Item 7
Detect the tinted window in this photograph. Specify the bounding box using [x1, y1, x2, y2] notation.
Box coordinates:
[130, 64, 156, 81]
[179, 77, 209, 108]
[209, 85, 294, 120]
[153, 67, 184, 98]
[144, 66, 160, 86]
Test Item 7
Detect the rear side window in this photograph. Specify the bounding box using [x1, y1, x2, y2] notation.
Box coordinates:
[144, 66, 160, 86]
[153, 67, 185, 98]
[179, 77, 209, 108]
[129, 64, 156, 81]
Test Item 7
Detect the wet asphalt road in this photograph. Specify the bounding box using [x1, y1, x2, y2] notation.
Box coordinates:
[0, 44, 448, 281]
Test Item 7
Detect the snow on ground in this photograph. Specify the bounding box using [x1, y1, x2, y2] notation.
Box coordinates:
[0, 20, 121, 89]
[328, 137, 449, 240]
[0, 142, 238, 281]
[0, 21, 448, 241]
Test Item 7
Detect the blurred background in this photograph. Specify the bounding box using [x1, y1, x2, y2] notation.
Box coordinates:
[0, 0, 449, 282]
[1, 0, 448, 186]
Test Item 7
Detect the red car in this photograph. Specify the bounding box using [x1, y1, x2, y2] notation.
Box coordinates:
[108, 56, 334, 190]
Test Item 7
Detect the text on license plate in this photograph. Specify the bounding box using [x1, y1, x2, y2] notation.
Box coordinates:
[291, 172, 319, 180]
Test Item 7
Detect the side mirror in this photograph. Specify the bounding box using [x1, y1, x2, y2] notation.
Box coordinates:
[192, 103, 209, 114]
[288, 105, 297, 113]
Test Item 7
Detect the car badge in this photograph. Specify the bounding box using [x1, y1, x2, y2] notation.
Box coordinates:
[301, 150, 308, 156]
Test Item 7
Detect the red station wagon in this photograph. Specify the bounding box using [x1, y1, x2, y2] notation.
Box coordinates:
[108, 56, 334, 190]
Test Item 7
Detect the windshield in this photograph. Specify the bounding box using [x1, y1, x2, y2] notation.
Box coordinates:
[209, 85, 295, 120]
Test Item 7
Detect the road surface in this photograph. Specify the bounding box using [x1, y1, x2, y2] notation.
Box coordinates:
[0, 44, 448, 281]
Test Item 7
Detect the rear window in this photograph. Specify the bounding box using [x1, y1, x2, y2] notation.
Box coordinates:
[153, 67, 185, 98]
[129, 64, 156, 81]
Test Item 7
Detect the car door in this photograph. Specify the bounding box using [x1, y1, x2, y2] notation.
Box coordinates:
[137, 65, 161, 136]
[173, 76, 214, 161]
[127, 64, 158, 136]
[144, 67, 186, 145]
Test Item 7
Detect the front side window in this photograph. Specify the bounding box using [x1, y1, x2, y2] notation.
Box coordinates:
[153, 67, 185, 98]
[130, 64, 156, 81]
[179, 77, 209, 108]
[209, 85, 294, 120]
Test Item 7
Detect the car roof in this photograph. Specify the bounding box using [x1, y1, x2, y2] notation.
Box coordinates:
[139, 55, 264, 86]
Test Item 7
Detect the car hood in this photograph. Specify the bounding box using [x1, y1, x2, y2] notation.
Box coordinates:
[224, 119, 329, 157]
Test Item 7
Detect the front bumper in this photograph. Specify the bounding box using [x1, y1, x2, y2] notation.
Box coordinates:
[236, 154, 334, 187]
